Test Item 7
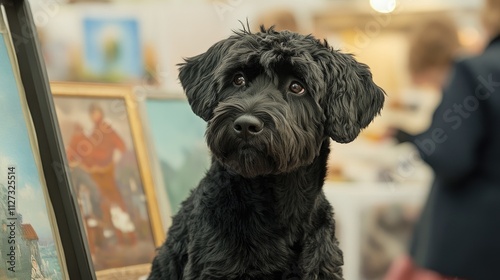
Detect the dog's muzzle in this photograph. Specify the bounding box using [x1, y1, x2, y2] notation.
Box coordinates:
[233, 114, 264, 140]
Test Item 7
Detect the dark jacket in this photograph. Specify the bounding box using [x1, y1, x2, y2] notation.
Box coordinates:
[410, 35, 500, 280]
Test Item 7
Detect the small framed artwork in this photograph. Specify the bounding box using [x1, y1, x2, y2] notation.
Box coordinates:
[82, 17, 144, 83]
[51, 82, 165, 278]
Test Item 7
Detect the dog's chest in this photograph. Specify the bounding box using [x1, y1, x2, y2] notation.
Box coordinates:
[192, 179, 302, 277]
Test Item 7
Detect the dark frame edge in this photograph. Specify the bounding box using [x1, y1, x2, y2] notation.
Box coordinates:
[2, 0, 96, 279]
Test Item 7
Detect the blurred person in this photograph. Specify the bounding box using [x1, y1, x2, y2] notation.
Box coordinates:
[408, 16, 461, 89]
[386, 0, 500, 279]
[391, 15, 462, 140]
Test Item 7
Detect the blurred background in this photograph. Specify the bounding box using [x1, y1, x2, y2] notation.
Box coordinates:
[27, 0, 489, 279]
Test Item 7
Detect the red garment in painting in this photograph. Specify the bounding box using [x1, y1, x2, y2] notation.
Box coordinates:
[66, 120, 136, 246]
[84, 121, 126, 168]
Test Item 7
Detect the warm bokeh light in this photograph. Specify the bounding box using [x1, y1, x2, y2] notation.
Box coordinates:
[370, 0, 397, 13]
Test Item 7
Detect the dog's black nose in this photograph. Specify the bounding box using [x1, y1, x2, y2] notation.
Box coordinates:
[233, 115, 263, 139]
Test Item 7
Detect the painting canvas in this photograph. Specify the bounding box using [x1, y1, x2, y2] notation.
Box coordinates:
[0, 22, 67, 280]
[359, 203, 421, 280]
[51, 83, 164, 278]
[83, 18, 144, 82]
[145, 98, 210, 214]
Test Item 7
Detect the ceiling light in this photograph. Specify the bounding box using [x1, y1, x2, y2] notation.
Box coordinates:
[370, 0, 397, 13]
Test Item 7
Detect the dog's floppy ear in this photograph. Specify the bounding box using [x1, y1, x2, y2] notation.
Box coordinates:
[178, 38, 236, 121]
[319, 49, 385, 143]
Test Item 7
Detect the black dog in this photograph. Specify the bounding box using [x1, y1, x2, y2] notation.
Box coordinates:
[148, 27, 384, 280]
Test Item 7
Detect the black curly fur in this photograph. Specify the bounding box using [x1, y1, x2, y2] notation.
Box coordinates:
[148, 27, 385, 280]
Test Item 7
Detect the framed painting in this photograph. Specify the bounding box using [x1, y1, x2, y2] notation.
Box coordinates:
[1, 1, 94, 279]
[51, 82, 165, 279]
[144, 96, 210, 214]
[0, 6, 69, 280]
[324, 183, 427, 280]
[359, 202, 421, 280]
[82, 17, 144, 83]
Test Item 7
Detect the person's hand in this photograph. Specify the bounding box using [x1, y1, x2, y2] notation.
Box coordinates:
[385, 255, 463, 280]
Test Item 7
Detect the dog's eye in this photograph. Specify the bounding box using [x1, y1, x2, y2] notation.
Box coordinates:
[289, 81, 305, 95]
[233, 74, 246, 86]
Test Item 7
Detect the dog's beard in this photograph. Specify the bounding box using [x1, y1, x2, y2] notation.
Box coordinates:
[221, 144, 276, 178]
[206, 100, 324, 178]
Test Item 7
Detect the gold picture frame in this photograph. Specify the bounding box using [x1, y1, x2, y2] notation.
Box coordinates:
[50, 82, 164, 279]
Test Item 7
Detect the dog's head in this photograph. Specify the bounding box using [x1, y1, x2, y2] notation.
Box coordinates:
[179, 27, 385, 178]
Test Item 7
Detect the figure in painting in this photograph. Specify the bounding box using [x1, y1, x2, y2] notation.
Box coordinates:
[66, 103, 137, 251]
